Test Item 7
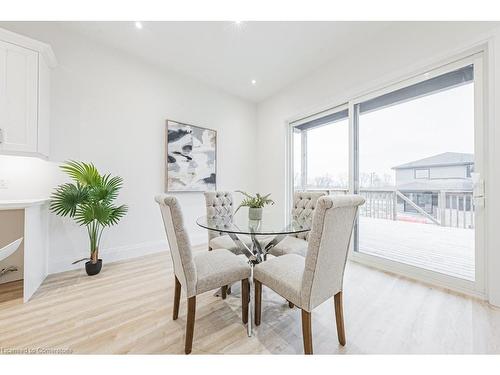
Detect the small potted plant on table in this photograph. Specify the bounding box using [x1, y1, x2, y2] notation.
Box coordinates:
[50, 161, 128, 276]
[235, 191, 274, 220]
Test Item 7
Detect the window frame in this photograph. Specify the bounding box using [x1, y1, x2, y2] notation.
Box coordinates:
[414, 168, 430, 179]
[285, 48, 487, 299]
[352, 52, 485, 296]
[290, 103, 350, 192]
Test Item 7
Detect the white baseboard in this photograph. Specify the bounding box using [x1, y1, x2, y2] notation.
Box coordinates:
[47, 233, 208, 275]
[48, 240, 168, 274]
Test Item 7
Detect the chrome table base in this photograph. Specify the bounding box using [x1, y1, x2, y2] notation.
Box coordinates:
[227, 232, 285, 337]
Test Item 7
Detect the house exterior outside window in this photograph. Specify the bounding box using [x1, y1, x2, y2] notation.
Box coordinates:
[393, 152, 474, 214]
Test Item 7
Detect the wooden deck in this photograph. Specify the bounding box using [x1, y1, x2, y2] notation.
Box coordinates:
[358, 216, 475, 281]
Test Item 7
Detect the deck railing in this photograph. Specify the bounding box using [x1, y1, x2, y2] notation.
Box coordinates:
[302, 188, 475, 229]
[437, 191, 475, 229]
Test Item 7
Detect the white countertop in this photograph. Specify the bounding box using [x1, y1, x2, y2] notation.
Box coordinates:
[0, 199, 50, 210]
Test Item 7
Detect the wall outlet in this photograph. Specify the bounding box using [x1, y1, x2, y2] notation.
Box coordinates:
[0, 179, 9, 189]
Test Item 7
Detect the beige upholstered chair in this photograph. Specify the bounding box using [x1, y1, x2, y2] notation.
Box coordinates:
[254, 195, 365, 354]
[155, 194, 251, 354]
[204, 191, 252, 254]
[268, 191, 327, 257]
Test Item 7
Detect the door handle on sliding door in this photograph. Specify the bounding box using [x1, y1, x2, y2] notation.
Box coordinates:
[472, 173, 485, 208]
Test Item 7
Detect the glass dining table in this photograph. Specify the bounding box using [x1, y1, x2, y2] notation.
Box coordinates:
[196, 209, 312, 336]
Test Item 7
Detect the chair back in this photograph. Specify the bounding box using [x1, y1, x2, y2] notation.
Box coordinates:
[301, 195, 365, 311]
[204, 191, 234, 241]
[155, 194, 197, 297]
[292, 191, 327, 240]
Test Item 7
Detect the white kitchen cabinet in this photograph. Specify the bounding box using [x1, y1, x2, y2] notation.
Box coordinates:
[0, 28, 56, 158]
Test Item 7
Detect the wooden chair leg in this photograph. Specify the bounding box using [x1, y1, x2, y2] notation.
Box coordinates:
[301, 309, 313, 354]
[221, 285, 227, 300]
[173, 276, 181, 320]
[334, 291, 346, 346]
[185, 296, 196, 354]
[241, 279, 249, 324]
[254, 280, 262, 326]
[288, 301, 294, 308]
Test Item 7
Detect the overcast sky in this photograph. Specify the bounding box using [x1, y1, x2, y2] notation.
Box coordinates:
[301, 83, 474, 187]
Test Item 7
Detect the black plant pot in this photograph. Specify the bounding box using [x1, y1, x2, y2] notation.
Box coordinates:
[85, 259, 102, 276]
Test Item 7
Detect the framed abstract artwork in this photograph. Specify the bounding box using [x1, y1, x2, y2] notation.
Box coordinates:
[165, 120, 217, 192]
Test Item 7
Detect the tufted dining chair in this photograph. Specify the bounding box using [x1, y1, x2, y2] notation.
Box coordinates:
[155, 194, 251, 354]
[253, 195, 365, 354]
[268, 191, 327, 258]
[204, 191, 252, 255]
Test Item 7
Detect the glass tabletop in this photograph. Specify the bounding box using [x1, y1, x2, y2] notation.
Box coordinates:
[196, 209, 312, 236]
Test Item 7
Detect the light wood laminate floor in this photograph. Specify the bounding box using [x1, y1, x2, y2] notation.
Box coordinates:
[1, 248, 500, 354]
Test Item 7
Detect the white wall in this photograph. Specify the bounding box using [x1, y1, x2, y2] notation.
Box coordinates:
[255, 22, 500, 306]
[395, 165, 468, 183]
[395, 169, 415, 183]
[0, 155, 56, 200]
[0, 23, 257, 274]
[429, 166, 467, 179]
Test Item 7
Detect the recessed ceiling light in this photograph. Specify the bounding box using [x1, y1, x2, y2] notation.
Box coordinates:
[135, 21, 143, 29]
[234, 21, 242, 25]
[251, 79, 257, 86]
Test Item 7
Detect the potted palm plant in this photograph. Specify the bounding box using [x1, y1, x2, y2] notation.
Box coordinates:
[234, 191, 275, 220]
[50, 161, 128, 276]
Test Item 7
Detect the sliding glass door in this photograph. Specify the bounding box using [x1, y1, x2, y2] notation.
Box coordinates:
[291, 53, 485, 293]
[292, 106, 349, 192]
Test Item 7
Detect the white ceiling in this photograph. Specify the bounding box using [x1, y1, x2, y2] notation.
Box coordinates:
[3, 22, 498, 102]
[56, 21, 393, 102]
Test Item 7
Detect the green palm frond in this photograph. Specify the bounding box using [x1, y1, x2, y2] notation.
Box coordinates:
[74, 202, 128, 227]
[107, 204, 128, 226]
[49, 183, 89, 217]
[73, 204, 93, 226]
[88, 174, 123, 203]
[60, 160, 102, 187]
